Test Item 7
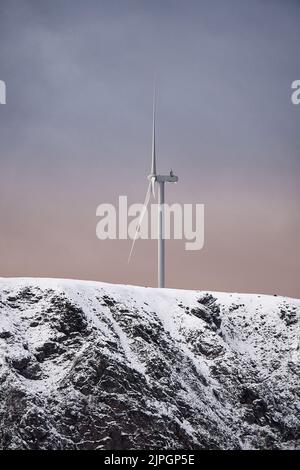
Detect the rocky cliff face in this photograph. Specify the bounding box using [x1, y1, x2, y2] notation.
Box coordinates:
[0, 278, 299, 450]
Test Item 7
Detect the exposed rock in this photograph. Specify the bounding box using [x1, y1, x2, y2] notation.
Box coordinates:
[0, 278, 299, 450]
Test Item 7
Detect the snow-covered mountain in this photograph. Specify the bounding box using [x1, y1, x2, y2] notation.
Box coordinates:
[0, 278, 299, 450]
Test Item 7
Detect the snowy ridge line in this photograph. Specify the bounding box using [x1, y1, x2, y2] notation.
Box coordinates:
[0, 277, 299, 450]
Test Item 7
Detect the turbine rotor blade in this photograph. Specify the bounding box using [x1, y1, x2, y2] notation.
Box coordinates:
[151, 86, 157, 176]
[151, 176, 156, 199]
[128, 181, 152, 263]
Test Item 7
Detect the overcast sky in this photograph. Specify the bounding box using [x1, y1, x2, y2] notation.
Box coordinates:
[0, 0, 299, 297]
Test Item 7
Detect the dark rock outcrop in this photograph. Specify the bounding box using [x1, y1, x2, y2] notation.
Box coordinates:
[0, 278, 299, 450]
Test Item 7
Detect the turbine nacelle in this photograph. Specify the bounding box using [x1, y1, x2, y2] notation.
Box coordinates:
[154, 174, 178, 184]
[147, 172, 178, 199]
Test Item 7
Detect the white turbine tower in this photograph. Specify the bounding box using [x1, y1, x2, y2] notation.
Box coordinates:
[128, 89, 178, 288]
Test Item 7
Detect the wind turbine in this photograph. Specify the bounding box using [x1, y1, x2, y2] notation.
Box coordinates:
[128, 89, 178, 288]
